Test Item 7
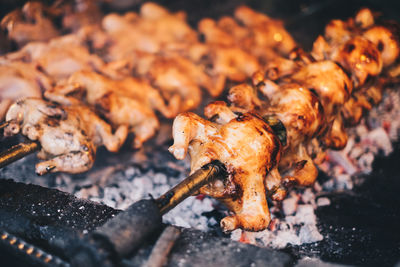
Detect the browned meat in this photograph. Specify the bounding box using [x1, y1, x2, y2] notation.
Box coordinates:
[45, 70, 179, 148]
[0, 60, 51, 120]
[169, 108, 282, 232]
[1, 2, 59, 47]
[4, 98, 127, 175]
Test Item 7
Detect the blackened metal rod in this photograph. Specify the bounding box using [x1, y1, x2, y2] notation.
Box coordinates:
[0, 121, 10, 130]
[74, 161, 227, 265]
[0, 229, 69, 267]
[155, 160, 226, 215]
[0, 141, 40, 169]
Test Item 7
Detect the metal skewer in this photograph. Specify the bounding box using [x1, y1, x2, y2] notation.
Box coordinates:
[0, 141, 40, 169]
[0, 121, 10, 130]
[155, 160, 226, 215]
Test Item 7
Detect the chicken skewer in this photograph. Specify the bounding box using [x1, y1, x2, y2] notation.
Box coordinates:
[44, 70, 180, 148]
[2, 98, 128, 175]
[168, 8, 400, 232]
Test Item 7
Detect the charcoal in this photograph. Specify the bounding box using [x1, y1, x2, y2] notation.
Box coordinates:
[285, 143, 400, 266]
[165, 228, 293, 267]
[0, 179, 294, 266]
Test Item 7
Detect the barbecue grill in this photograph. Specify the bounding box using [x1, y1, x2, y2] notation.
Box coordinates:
[1, 0, 400, 266]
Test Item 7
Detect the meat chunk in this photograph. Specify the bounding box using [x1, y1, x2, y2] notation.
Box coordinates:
[290, 61, 353, 149]
[169, 108, 282, 232]
[312, 8, 400, 124]
[45, 70, 178, 148]
[3, 98, 128, 175]
[101, 2, 197, 59]
[197, 18, 261, 83]
[4, 33, 112, 81]
[234, 6, 297, 57]
[230, 82, 324, 189]
[0, 60, 51, 120]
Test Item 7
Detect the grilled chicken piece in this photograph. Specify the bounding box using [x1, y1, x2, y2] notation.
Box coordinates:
[0, 60, 51, 120]
[114, 51, 225, 110]
[312, 8, 400, 85]
[331, 36, 383, 87]
[363, 25, 400, 68]
[256, 58, 352, 150]
[143, 53, 225, 106]
[290, 61, 353, 149]
[3, 33, 115, 81]
[234, 6, 297, 57]
[45, 70, 178, 148]
[312, 8, 399, 124]
[101, 2, 197, 60]
[197, 18, 261, 82]
[313, 35, 382, 87]
[169, 108, 282, 232]
[1, 2, 59, 47]
[229, 82, 324, 190]
[342, 77, 386, 125]
[61, 0, 103, 32]
[3, 98, 127, 175]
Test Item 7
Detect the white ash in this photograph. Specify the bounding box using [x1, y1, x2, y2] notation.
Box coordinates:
[320, 88, 400, 192]
[316, 197, 331, 207]
[76, 159, 220, 231]
[231, 188, 323, 249]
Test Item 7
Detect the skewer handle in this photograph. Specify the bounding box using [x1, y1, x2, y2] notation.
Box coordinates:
[0, 142, 40, 169]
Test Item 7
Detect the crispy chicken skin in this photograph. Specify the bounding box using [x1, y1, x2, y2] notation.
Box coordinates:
[312, 8, 400, 124]
[313, 35, 382, 87]
[4, 98, 127, 175]
[114, 51, 225, 110]
[0, 60, 51, 120]
[234, 6, 297, 57]
[169, 108, 282, 232]
[256, 58, 352, 150]
[45, 70, 178, 148]
[101, 2, 197, 59]
[197, 18, 261, 82]
[4, 33, 113, 81]
[230, 82, 324, 190]
[331, 36, 383, 87]
[290, 61, 353, 149]
[342, 77, 386, 125]
[312, 8, 400, 83]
